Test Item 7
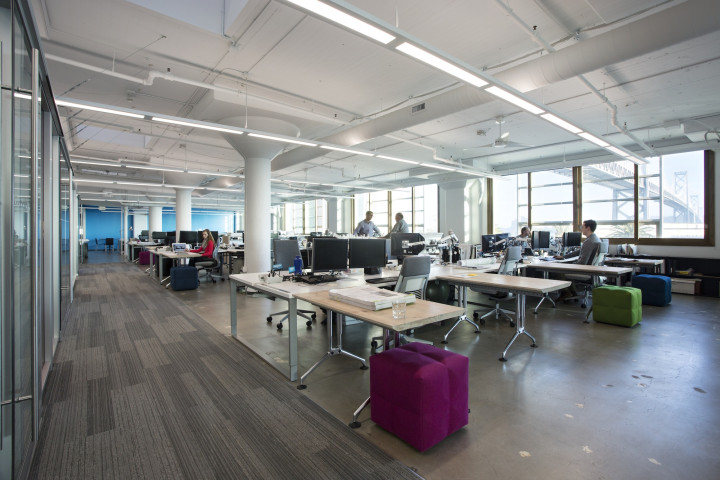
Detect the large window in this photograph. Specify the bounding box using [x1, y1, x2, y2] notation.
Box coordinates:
[582, 160, 635, 238]
[353, 185, 438, 234]
[493, 174, 528, 235]
[639, 151, 705, 239]
[530, 168, 573, 237]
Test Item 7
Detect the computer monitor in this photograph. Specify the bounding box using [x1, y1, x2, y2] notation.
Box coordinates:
[178, 230, 198, 245]
[348, 238, 387, 274]
[481, 233, 509, 253]
[311, 238, 348, 274]
[532, 230, 551, 249]
[151, 231, 167, 241]
[563, 231, 582, 248]
[210, 231, 219, 243]
[389, 233, 424, 260]
[273, 239, 301, 271]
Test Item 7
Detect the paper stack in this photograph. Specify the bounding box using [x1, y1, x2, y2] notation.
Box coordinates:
[328, 286, 416, 310]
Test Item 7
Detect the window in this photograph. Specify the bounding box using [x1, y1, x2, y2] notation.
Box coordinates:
[414, 184, 438, 233]
[353, 185, 438, 234]
[639, 152, 705, 239]
[493, 174, 527, 235]
[530, 168, 573, 237]
[582, 160, 635, 238]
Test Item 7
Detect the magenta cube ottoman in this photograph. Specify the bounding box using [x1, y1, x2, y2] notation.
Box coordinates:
[370, 343, 468, 451]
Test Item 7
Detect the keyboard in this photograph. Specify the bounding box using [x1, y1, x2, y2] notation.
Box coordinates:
[297, 274, 338, 285]
[365, 276, 399, 285]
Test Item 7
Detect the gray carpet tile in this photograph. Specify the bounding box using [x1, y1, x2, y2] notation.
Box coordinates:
[29, 263, 421, 480]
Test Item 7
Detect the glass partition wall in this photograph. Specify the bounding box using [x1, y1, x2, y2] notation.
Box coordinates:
[1, 1, 71, 478]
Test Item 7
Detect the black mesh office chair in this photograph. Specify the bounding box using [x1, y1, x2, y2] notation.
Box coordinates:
[468, 246, 523, 327]
[268, 239, 317, 330]
[195, 243, 224, 284]
[105, 237, 114, 252]
[370, 255, 433, 352]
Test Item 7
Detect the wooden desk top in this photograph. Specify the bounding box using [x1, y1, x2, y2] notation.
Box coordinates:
[524, 262, 633, 276]
[294, 290, 464, 332]
[436, 271, 570, 294]
[154, 249, 201, 259]
[603, 258, 664, 266]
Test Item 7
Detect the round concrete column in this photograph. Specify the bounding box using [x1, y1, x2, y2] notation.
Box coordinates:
[235, 210, 243, 232]
[122, 206, 129, 257]
[326, 198, 338, 234]
[221, 117, 299, 273]
[175, 188, 192, 238]
[149, 206, 163, 239]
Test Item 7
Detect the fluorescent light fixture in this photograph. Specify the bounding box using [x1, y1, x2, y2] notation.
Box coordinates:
[55, 99, 145, 119]
[286, 0, 395, 44]
[578, 132, 609, 147]
[485, 86, 544, 115]
[421, 163, 456, 172]
[248, 132, 317, 147]
[540, 113, 582, 134]
[283, 179, 324, 185]
[320, 145, 373, 156]
[605, 146, 630, 157]
[376, 154, 420, 165]
[396, 42, 488, 88]
[152, 117, 245, 135]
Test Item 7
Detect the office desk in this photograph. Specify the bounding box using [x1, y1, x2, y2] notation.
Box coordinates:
[293, 289, 464, 388]
[435, 272, 570, 361]
[153, 249, 201, 285]
[603, 257, 664, 274]
[229, 273, 366, 381]
[524, 262, 633, 285]
[126, 241, 162, 262]
[218, 246, 244, 276]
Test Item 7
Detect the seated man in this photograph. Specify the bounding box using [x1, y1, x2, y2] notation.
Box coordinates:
[554, 220, 600, 263]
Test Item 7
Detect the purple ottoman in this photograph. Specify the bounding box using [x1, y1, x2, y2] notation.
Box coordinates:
[138, 250, 151, 265]
[370, 344, 469, 451]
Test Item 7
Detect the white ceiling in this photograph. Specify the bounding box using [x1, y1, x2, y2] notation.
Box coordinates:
[32, 0, 720, 209]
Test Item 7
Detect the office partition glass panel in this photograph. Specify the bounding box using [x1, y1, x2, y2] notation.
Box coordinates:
[582, 161, 636, 238]
[60, 154, 70, 322]
[530, 168, 573, 237]
[639, 152, 705, 238]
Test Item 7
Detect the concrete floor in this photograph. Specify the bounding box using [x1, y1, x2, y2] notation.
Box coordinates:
[107, 254, 720, 480]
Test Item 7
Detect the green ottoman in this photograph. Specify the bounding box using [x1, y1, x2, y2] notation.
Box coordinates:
[592, 286, 642, 327]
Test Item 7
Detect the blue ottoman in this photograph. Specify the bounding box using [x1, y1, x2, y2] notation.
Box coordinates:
[632, 274, 672, 306]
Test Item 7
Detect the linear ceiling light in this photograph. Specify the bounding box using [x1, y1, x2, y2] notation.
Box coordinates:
[540, 113, 583, 134]
[396, 42, 488, 88]
[376, 154, 420, 165]
[55, 99, 145, 119]
[421, 163, 456, 172]
[605, 146, 631, 158]
[578, 132, 609, 147]
[248, 132, 317, 147]
[320, 145, 374, 156]
[286, 0, 395, 44]
[152, 117, 245, 135]
[485, 86, 544, 115]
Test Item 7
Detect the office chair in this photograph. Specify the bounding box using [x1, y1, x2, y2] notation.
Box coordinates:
[105, 237, 114, 252]
[195, 243, 224, 284]
[562, 242, 604, 308]
[468, 246, 522, 327]
[268, 239, 317, 330]
[370, 255, 433, 352]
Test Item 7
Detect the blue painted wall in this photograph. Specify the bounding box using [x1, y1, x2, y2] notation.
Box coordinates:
[85, 209, 122, 250]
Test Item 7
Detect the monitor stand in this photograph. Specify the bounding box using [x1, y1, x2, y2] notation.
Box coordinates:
[364, 267, 381, 275]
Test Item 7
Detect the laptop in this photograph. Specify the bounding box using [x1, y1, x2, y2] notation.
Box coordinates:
[172, 243, 188, 253]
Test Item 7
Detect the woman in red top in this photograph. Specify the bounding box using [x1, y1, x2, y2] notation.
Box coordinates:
[189, 229, 215, 266]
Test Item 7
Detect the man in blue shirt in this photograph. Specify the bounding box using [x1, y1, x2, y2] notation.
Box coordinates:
[354, 211, 382, 237]
[390, 212, 410, 233]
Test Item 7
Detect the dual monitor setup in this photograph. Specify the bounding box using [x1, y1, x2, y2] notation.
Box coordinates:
[479, 230, 580, 255]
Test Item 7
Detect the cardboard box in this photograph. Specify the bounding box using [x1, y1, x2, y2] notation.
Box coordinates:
[671, 278, 701, 295]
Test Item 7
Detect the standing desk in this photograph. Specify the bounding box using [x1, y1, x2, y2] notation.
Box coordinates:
[293, 289, 464, 426]
[603, 257, 664, 274]
[435, 272, 570, 361]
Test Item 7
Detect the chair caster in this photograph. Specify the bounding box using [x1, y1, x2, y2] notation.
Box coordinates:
[473, 312, 479, 319]
[509, 321, 516, 328]
[581, 304, 587, 308]
[479, 319, 486, 326]
[306, 320, 312, 327]
[370, 340, 378, 349]
[276, 323, 283, 330]
[311, 313, 317, 320]
[349, 421, 361, 429]
[267, 316, 272, 323]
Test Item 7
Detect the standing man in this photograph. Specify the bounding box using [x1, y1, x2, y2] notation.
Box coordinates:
[390, 212, 410, 234]
[354, 210, 382, 237]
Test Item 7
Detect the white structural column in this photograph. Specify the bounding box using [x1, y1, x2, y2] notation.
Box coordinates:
[221, 116, 299, 273]
[326, 198, 338, 234]
[175, 188, 192, 238]
[149, 206, 163, 239]
[122, 206, 128, 258]
[235, 210, 243, 232]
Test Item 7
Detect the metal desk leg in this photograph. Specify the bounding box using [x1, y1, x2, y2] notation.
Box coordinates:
[298, 311, 367, 389]
[350, 396, 371, 428]
[442, 285, 480, 344]
[230, 279, 238, 337]
[288, 297, 298, 382]
[500, 294, 537, 361]
[533, 271, 556, 313]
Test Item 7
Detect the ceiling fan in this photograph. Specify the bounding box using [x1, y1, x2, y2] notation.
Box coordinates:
[467, 116, 534, 150]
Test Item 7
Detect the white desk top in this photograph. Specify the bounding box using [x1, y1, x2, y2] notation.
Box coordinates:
[603, 257, 664, 266]
[436, 271, 570, 295]
[524, 262, 633, 276]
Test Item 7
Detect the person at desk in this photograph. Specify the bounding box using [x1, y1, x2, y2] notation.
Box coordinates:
[188, 229, 215, 266]
[554, 219, 600, 263]
[516, 226, 531, 248]
[354, 210, 382, 237]
[389, 212, 410, 234]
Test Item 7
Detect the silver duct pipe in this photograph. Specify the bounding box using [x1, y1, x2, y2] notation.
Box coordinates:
[272, 0, 720, 171]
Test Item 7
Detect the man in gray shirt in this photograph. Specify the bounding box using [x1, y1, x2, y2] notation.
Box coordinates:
[354, 210, 382, 237]
[555, 219, 601, 264]
[390, 212, 410, 234]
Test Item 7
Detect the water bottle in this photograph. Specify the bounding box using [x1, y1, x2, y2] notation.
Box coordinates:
[293, 255, 303, 275]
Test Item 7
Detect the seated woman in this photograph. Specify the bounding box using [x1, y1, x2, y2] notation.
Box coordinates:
[189, 229, 215, 266]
